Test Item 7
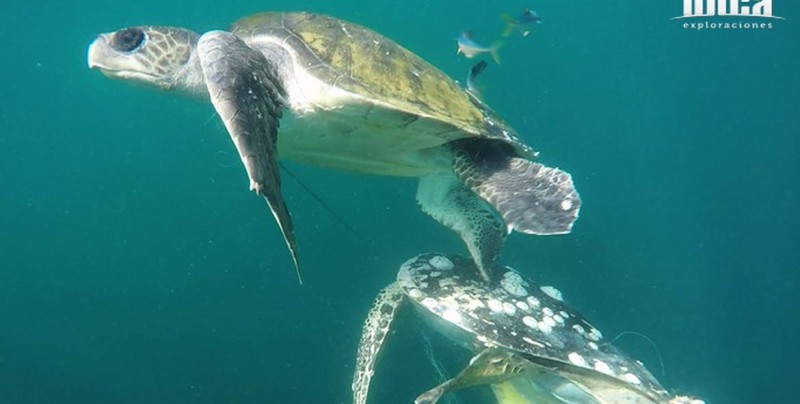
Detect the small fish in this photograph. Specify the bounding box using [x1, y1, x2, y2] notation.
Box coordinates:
[457, 31, 501, 64]
[502, 9, 542, 37]
[466, 60, 488, 95]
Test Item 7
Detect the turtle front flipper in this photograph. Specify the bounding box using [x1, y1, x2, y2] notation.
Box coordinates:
[197, 31, 301, 281]
[417, 175, 506, 281]
[451, 141, 581, 235]
[415, 348, 529, 404]
[353, 283, 406, 404]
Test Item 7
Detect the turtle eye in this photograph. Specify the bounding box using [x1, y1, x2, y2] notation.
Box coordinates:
[112, 28, 145, 52]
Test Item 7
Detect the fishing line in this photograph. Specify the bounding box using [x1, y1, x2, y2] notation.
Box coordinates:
[279, 162, 360, 239]
[601, 331, 665, 378]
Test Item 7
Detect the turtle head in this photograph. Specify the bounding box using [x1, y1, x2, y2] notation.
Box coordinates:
[88, 26, 206, 95]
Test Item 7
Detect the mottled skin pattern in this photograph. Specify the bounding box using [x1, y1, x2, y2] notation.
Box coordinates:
[91, 27, 199, 90]
[138, 28, 197, 84]
[416, 175, 506, 281]
[452, 142, 581, 235]
[352, 283, 405, 404]
[231, 12, 534, 157]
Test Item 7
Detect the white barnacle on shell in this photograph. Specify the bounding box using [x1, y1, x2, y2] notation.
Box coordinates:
[487, 299, 503, 313]
[622, 373, 641, 385]
[593, 360, 615, 376]
[429, 256, 454, 271]
[568, 352, 588, 367]
[540, 286, 563, 301]
[522, 316, 538, 329]
[501, 272, 529, 297]
[442, 308, 462, 324]
[502, 302, 517, 316]
[421, 298, 438, 311]
[552, 314, 564, 325]
[537, 321, 552, 334]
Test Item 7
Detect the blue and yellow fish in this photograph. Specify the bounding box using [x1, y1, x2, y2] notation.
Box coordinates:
[456, 31, 502, 63]
[502, 9, 542, 37]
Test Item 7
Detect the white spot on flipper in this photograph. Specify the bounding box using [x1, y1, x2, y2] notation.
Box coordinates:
[553, 314, 564, 325]
[502, 302, 517, 316]
[588, 328, 603, 342]
[429, 256, 454, 271]
[588, 342, 598, 350]
[408, 289, 423, 299]
[561, 199, 573, 211]
[542, 316, 556, 328]
[526, 296, 540, 308]
[568, 352, 587, 367]
[542, 307, 554, 317]
[515, 301, 529, 311]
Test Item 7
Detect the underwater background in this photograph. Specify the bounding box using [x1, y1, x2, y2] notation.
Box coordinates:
[0, 0, 798, 403]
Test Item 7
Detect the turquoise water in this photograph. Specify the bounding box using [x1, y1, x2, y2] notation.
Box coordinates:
[1, 0, 798, 402]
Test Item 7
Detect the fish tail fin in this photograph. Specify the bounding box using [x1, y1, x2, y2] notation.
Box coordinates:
[501, 14, 515, 37]
[489, 41, 503, 64]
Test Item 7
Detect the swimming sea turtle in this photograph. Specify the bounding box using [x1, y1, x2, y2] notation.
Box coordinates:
[352, 253, 704, 403]
[87, 12, 581, 281]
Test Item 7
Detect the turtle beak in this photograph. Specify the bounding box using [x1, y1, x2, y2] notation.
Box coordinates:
[87, 34, 109, 70]
[87, 33, 160, 84]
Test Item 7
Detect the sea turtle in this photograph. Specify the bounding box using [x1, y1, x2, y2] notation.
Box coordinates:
[86, 12, 581, 281]
[353, 253, 704, 403]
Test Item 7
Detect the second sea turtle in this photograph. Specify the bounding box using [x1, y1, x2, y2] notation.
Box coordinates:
[352, 253, 704, 404]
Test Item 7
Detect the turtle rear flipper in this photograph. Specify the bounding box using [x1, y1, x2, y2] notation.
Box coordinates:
[197, 31, 302, 281]
[452, 142, 581, 235]
[353, 283, 406, 404]
[415, 349, 529, 404]
[417, 176, 506, 281]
